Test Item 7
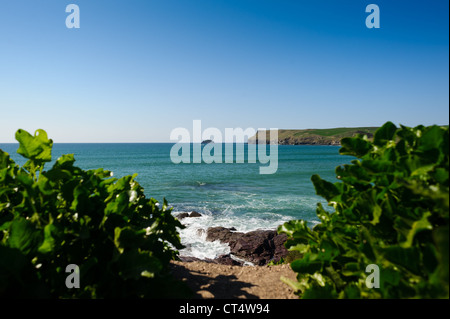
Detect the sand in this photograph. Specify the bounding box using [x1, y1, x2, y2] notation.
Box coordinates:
[170, 260, 298, 299]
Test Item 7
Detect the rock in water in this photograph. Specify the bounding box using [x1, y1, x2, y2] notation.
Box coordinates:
[176, 213, 190, 220]
[177, 211, 202, 220]
[206, 226, 240, 243]
[189, 211, 202, 218]
[206, 227, 288, 265]
[229, 230, 288, 266]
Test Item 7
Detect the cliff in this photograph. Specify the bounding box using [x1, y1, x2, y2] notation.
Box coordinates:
[248, 127, 379, 145]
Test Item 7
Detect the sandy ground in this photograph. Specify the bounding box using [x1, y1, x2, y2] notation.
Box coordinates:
[170, 261, 298, 299]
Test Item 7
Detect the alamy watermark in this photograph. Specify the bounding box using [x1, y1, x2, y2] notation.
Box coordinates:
[366, 4, 380, 29]
[65, 4, 80, 29]
[365, 264, 380, 289]
[64, 4, 380, 30]
[169, 120, 279, 174]
[65, 264, 80, 289]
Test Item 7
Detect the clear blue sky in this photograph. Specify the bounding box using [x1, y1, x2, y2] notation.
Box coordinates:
[0, 0, 448, 142]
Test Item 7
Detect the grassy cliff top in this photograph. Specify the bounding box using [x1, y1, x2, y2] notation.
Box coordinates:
[277, 127, 379, 138]
[248, 127, 380, 145]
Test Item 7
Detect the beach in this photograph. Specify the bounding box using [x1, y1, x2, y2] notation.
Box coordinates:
[170, 260, 298, 299]
[171, 216, 299, 299]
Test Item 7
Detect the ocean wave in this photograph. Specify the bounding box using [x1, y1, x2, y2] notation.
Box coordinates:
[172, 208, 296, 260]
[169, 192, 323, 260]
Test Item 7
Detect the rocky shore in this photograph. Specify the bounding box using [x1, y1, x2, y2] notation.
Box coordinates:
[171, 212, 298, 299]
[177, 212, 289, 266]
[247, 128, 377, 145]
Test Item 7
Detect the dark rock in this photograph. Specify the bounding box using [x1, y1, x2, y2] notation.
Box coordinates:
[206, 226, 241, 243]
[179, 254, 244, 266]
[178, 256, 205, 263]
[273, 233, 289, 261]
[177, 211, 202, 220]
[213, 254, 244, 266]
[206, 227, 288, 266]
[189, 211, 202, 218]
[229, 230, 287, 266]
[176, 213, 190, 220]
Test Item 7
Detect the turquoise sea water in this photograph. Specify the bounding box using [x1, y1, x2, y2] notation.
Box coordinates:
[0, 143, 352, 259]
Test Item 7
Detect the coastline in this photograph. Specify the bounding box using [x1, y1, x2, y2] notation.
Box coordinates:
[170, 260, 298, 299]
[248, 127, 377, 145]
[176, 212, 290, 266]
[171, 212, 299, 298]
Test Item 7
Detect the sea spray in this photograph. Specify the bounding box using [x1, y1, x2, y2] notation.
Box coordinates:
[173, 208, 296, 260]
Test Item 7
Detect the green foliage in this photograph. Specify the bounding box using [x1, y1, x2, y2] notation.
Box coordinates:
[0, 129, 190, 298]
[279, 122, 449, 299]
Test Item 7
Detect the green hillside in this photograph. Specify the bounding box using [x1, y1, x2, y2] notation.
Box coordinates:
[248, 127, 379, 145]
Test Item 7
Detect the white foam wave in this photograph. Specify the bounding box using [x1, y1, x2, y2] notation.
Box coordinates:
[176, 213, 230, 259]
[173, 209, 295, 260]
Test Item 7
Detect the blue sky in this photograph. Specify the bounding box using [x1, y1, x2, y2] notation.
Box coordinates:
[0, 0, 448, 142]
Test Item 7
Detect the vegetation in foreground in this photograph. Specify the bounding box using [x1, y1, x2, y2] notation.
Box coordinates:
[1, 123, 448, 299]
[0, 129, 190, 298]
[279, 122, 449, 298]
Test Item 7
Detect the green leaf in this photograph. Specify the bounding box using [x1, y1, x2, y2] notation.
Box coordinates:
[0, 150, 14, 170]
[317, 240, 339, 262]
[114, 227, 145, 253]
[36, 174, 54, 196]
[433, 226, 449, 284]
[340, 137, 372, 158]
[311, 174, 340, 202]
[380, 267, 401, 287]
[370, 205, 382, 226]
[291, 253, 322, 274]
[280, 276, 304, 293]
[15, 129, 53, 162]
[373, 121, 397, 146]
[0, 168, 8, 183]
[418, 125, 444, 152]
[302, 283, 337, 299]
[359, 228, 377, 262]
[341, 262, 362, 277]
[8, 218, 43, 255]
[434, 167, 449, 184]
[411, 164, 435, 177]
[400, 212, 432, 248]
[362, 159, 394, 174]
[344, 284, 361, 299]
[383, 246, 421, 275]
[71, 184, 90, 212]
[38, 224, 57, 254]
[117, 249, 162, 280]
[278, 219, 317, 242]
[53, 154, 76, 169]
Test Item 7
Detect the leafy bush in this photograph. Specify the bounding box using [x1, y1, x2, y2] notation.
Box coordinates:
[0, 129, 189, 298]
[279, 122, 449, 298]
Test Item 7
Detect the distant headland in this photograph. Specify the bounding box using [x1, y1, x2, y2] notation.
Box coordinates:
[248, 127, 379, 146]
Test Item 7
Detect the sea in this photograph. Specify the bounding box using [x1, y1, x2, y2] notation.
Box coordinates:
[0, 143, 353, 260]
